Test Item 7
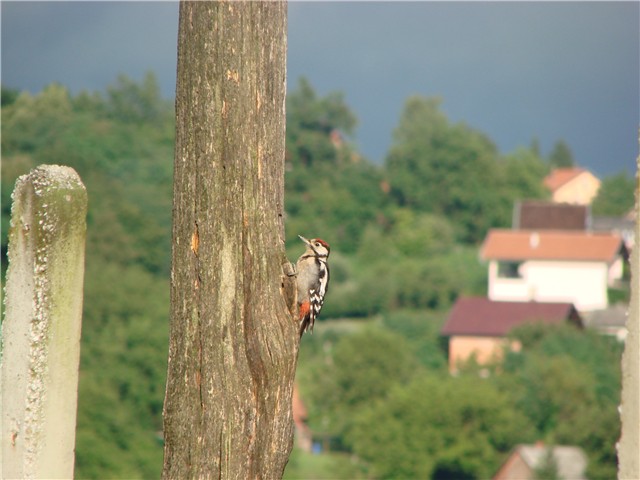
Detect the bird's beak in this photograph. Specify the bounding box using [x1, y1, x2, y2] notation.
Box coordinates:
[298, 235, 311, 246]
[299, 235, 320, 254]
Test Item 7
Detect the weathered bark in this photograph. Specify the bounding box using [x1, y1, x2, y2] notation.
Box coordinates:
[618, 147, 640, 479]
[162, 1, 297, 479]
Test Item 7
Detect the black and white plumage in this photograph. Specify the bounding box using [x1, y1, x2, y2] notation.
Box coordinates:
[295, 235, 330, 338]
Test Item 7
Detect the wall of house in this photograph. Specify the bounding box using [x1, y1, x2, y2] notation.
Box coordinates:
[552, 172, 600, 205]
[608, 256, 624, 285]
[448, 336, 517, 373]
[487, 261, 531, 299]
[488, 260, 609, 311]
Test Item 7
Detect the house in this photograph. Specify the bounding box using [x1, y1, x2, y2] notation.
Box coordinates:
[543, 167, 600, 205]
[592, 214, 635, 249]
[481, 229, 626, 311]
[441, 297, 581, 374]
[493, 443, 587, 480]
[513, 200, 590, 231]
[581, 304, 628, 342]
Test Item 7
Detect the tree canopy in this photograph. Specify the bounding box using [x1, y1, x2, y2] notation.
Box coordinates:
[2, 76, 173, 478]
[592, 171, 636, 216]
[385, 96, 548, 243]
[548, 139, 576, 168]
[0, 74, 627, 479]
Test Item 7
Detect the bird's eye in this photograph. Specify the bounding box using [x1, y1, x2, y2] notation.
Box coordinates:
[315, 242, 320, 247]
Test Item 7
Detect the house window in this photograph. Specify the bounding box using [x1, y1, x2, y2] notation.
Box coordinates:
[497, 261, 522, 279]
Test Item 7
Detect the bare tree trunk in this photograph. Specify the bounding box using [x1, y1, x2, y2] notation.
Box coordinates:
[618, 148, 640, 479]
[162, 2, 297, 478]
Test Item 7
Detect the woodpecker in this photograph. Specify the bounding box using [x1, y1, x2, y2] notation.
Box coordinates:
[295, 235, 330, 337]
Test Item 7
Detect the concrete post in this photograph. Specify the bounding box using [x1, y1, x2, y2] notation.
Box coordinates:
[618, 152, 640, 479]
[1, 165, 87, 479]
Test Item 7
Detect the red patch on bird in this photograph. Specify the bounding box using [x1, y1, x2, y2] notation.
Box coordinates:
[299, 301, 311, 320]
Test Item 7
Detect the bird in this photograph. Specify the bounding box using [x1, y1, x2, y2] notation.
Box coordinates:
[295, 235, 330, 337]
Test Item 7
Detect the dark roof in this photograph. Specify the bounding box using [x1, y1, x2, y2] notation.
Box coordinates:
[441, 297, 581, 337]
[513, 200, 589, 230]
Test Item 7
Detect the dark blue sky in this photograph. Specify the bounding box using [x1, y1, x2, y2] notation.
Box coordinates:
[2, 2, 638, 177]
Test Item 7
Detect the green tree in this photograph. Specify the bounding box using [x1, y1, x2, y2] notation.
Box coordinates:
[347, 375, 535, 479]
[303, 328, 419, 444]
[388, 209, 455, 257]
[1, 73, 174, 275]
[548, 139, 575, 168]
[592, 171, 635, 216]
[385, 96, 508, 243]
[381, 310, 448, 370]
[1, 74, 176, 477]
[1, 84, 73, 154]
[1, 85, 19, 106]
[507, 323, 622, 406]
[351, 212, 486, 315]
[285, 78, 389, 254]
[105, 72, 172, 125]
[75, 261, 169, 478]
[514, 354, 598, 434]
[501, 147, 549, 201]
[503, 323, 622, 479]
[533, 448, 559, 480]
[286, 76, 357, 171]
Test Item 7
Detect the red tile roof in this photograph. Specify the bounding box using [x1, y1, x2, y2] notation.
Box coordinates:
[480, 229, 623, 262]
[543, 167, 588, 192]
[441, 297, 580, 337]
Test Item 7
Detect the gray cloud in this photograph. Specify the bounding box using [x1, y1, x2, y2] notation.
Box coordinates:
[2, 1, 638, 175]
[2, 2, 178, 96]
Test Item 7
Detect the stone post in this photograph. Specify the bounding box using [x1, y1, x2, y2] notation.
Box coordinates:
[1, 165, 87, 479]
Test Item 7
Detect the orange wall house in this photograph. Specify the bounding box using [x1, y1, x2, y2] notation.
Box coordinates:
[447, 335, 520, 372]
[543, 167, 600, 205]
[441, 297, 581, 374]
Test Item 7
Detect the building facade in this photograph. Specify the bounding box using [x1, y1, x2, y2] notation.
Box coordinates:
[481, 229, 625, 311]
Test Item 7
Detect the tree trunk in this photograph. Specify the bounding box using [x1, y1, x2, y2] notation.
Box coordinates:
[162, 2, 297, 478]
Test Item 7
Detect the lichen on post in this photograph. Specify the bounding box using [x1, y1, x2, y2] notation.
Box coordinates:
[1, 164, 87, 479]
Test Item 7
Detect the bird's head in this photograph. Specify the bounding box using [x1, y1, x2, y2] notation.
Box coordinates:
[299, 235, 330, 258]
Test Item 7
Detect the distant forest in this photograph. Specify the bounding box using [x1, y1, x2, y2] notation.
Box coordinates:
[1, 73, 632, 478]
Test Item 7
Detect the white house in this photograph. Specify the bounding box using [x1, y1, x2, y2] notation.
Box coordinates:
[480, 229, 626, 312]
[493, 443, 587, 480]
